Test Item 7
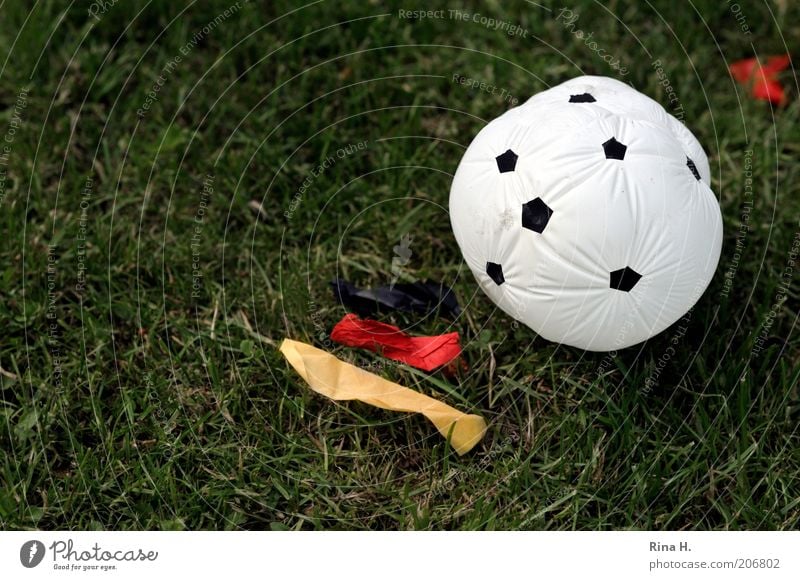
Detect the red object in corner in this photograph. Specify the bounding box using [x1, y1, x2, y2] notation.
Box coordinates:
[331, 313, 462, 372]
[729, 54, 791, 105]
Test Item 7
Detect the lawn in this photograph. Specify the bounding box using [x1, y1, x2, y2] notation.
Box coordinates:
[0, 0, 798, 530]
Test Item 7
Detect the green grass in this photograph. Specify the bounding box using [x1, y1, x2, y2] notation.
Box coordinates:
[0, 0, 798, 530]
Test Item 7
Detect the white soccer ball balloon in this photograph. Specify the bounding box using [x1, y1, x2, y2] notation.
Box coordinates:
[449, 76, 722, 351]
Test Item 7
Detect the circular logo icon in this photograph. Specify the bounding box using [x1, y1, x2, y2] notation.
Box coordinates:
[20, 540, 45, 568]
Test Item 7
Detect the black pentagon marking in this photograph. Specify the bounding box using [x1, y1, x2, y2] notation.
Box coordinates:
[609, 267, 642, 292]
[495, 149, 518, 173]
[686, 156, 701, 180]
[486, 262, 505, 286]
[602, 137, 627, 160]
[569, 93, 596, 103]
[521, 197, 554, 234]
